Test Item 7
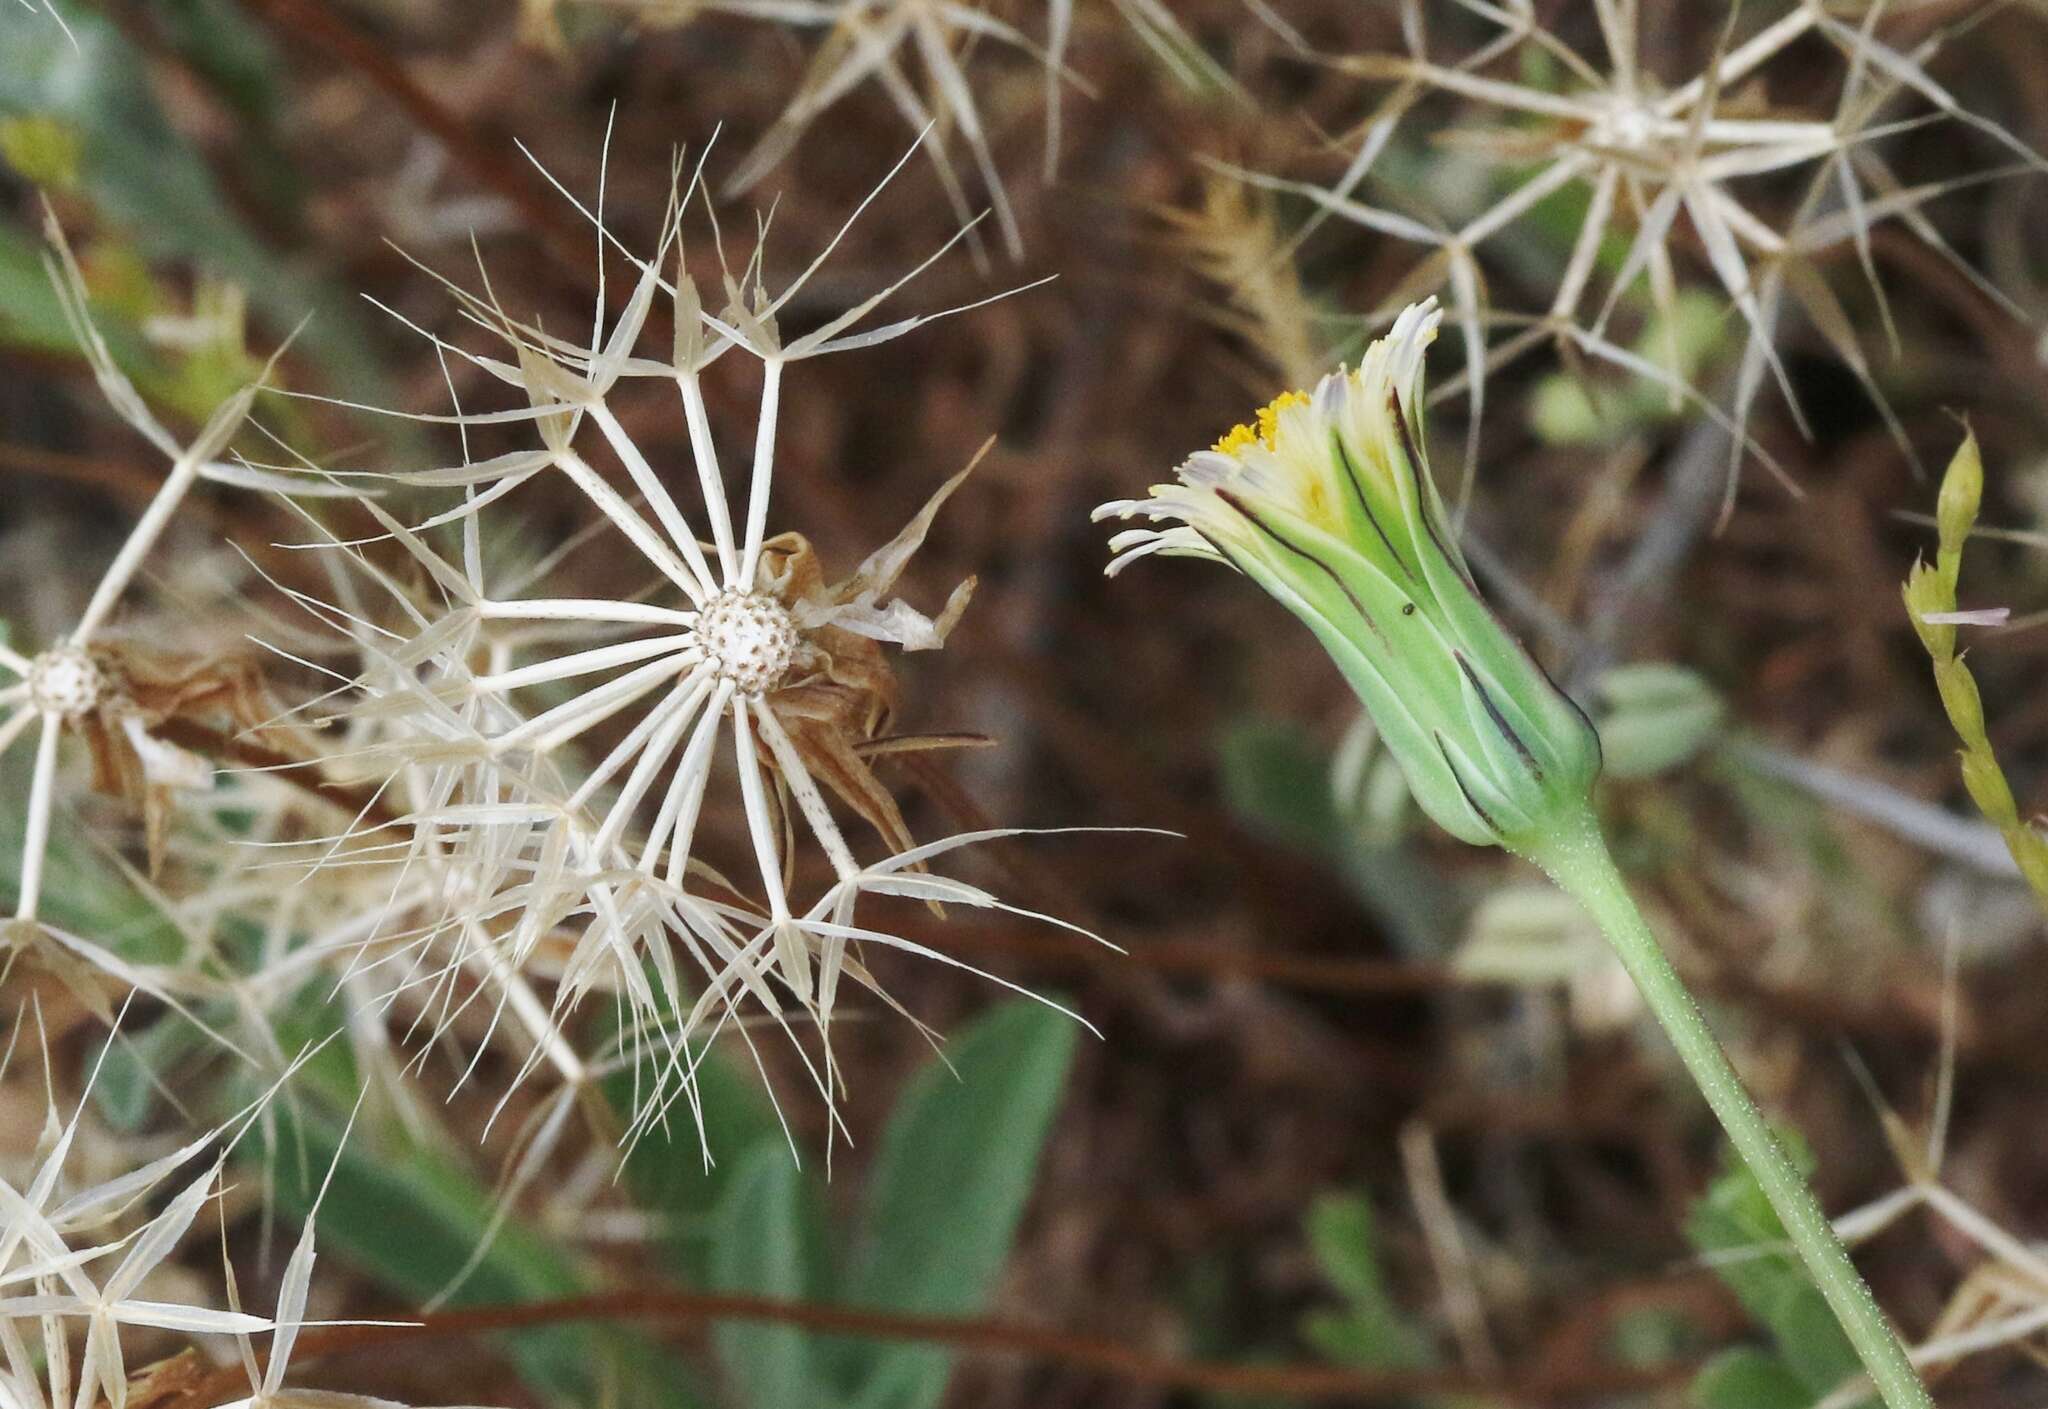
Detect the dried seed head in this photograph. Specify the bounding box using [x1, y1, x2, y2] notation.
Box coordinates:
[265, 151, 1078, 1149]
[695, 589, 800, 695]
[26, 645, 103, 718]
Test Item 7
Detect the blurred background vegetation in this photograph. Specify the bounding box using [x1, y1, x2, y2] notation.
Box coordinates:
[5, 0, 2048, 1405]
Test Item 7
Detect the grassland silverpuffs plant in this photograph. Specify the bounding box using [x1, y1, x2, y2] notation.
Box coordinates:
[9, 1, 2048, 1402]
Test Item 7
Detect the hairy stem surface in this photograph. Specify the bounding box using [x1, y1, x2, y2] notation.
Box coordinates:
[1528, 811, 1930, 1409]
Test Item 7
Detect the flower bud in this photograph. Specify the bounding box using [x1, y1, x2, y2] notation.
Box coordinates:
[1935, 431, 1983, 585]
[1097, 298, 1602, 854]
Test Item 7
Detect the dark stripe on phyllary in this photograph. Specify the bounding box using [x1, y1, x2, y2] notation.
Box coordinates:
[1456, 651, 1543, 782]
[1434, 731, 1500, 838]
[1387, 393, 1477, 592]
[1330, 430, 1418, 584]
[1531, 647, 1602, 771]
[1217, 490, 1387, 649]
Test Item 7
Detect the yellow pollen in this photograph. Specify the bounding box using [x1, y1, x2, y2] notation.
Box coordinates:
[1213, 389, 1310, 456]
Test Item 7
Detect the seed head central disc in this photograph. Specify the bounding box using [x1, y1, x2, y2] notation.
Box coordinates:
[1593, 96, 1658, 151]
[695, 590, 798, 695]
[26, 646, 103, 719]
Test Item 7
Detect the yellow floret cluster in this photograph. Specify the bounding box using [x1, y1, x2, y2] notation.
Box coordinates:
[1212, 388, 1310, 456]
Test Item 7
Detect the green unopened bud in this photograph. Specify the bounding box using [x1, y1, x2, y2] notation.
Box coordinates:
[1097, 298, 1602, 855]
[1958, 747, 2018, 824]
[1933, 658, 1987, 743]
[1902, 562, 1953, 658]
[1935, 431, 1983, 586]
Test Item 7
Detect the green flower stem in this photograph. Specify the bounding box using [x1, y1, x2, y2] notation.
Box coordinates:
[1527, 810, 1930, 1409]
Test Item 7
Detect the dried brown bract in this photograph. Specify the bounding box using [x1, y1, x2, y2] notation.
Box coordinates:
[66, 641, 288, 878]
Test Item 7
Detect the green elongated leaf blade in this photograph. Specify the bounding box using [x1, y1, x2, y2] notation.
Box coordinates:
[838, 999, 1078, 1409]
[0, 749, 185, 966]
[1686, 1146, 1873, 1406]
[710, 1143, 834, 1408]
[1217, 718, 1453, 954]
[1305, 1193, 1391, 1309]
[1218, 718, 1350, 860]
[0, 2, 391, 400]
[606, 1037, 785, 1283]
[146, 0, 287, 125]
[94, 1010, 215, 1130]
[1299, 1192, 1432, 1370]
[1689, 1347, 1818, 1409]
[265, 1104, 712, 1409]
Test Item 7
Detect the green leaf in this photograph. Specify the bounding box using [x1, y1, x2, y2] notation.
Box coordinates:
[0, 2, 391, 401]
[1217, 718, 1454, 955]
[141, 0, 304, 219]
[608, 1035, 784, 1282]
[710, 1144, 834, 1408]
[1299, 1193, 1432, 1370]
[1218, 718, 1349, 860]
[1305, 1194, 1390, 1308]
[93, 1010, 215, 1130]
[1689, 1347, 1817, 1409]
[146, 0, 286, 125]
[265, 1103, 711, 1409]
[0, 747, 185, 967]
[838, 999, 1078, 1409]
[1686, 1146, 1872, 1406]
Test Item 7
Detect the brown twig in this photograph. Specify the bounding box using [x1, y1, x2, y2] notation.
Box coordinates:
[168, 1288, 1698, 1408]
[0, 443, 218, 516]
[152, 718, 405, 833]
[906, 911, 2016, 1072]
